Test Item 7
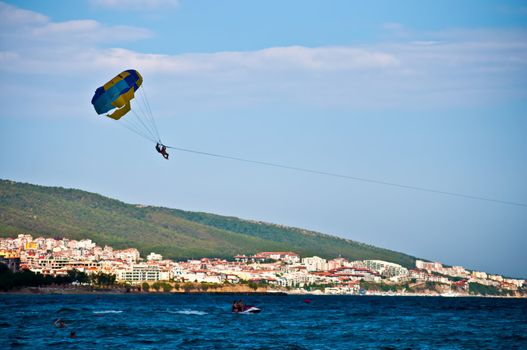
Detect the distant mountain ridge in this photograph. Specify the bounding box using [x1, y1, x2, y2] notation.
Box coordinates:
[0, 179, 418, 267]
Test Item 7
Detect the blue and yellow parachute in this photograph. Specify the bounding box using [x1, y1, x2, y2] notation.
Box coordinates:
[91, 70, 161, 142]
[91, 69, 143, 120]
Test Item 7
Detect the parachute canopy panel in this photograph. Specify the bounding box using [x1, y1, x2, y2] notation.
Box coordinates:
[91, 69, 143, 120]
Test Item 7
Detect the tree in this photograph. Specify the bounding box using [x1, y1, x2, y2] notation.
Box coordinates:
[0, 263, 14, 291]
[469, 282, 503, 296]
[162, 282, 172, 292]
[0, 263, 85, 291]
[67, 269, 89, 284]
[142, 282, 150, 292]
[151, 282, 162, 291]
[90, 272, 116, 287]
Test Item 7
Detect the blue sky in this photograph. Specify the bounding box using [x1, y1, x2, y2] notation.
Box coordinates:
[1, 0, 526, 277]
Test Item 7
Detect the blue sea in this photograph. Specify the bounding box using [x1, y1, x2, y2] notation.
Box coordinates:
[1, 294, 526, 349]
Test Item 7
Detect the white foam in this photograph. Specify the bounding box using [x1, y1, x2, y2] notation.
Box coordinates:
[93, 310, 123, 314]
[169, 309, 208, 315]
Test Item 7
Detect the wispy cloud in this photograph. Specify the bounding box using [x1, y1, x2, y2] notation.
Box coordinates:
[30, 20, 152, 44]
[0, 1, 47, 27]
[0, 2, 151, 50]
[0, 2, 526, 118]
[89, 46, 398, 75]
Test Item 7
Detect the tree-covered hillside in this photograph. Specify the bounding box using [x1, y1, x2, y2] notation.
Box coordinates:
[0, 179, 418, 267]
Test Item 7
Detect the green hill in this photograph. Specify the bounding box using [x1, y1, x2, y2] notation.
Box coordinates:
[0, 179, 418, 267]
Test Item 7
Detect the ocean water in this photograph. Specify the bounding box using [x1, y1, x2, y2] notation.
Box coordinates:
[1, 294, 526, 349]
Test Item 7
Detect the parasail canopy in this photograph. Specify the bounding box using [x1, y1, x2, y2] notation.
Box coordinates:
[91, 69, 161, 143]
[91, 69, 143, 120]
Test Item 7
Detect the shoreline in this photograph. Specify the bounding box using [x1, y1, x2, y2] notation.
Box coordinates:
[2, 287, 525, 298]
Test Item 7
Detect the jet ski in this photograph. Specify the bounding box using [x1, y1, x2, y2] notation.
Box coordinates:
[236, 305, 261, 314]
[232, 300, 261, 314]
[232, 305, 262, 314]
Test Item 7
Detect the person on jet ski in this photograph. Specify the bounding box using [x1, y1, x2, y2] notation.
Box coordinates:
[232, 300, 239, 312]
[232, 300, 245, 313]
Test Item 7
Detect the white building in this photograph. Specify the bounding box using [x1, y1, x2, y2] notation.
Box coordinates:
[253, 252, 300, 263]
[472, 271, 488, 280]
[302, 256, 329, 271]
[278, 272, 318, 287]
[364, 260, 408, 277]
[181, 271, 223, 283]
[147, 252, 163, 261]
[503, 278, 525, 288]
[114, 249, 140, 264]
[328, 258, 348, 270]
[76, 239, 96, 250]
[416, 260, 443, 271]
[118, 264, 160, 282]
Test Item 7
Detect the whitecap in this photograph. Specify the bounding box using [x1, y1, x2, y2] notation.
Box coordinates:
[169, 309, 208, 315]
[93, 310, 123, 314]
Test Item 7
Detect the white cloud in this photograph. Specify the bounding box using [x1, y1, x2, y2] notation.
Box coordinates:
[0, 2, 526, 119]
[30, 20, 152, 44]
[0, 1, 47, 27]
[90, 0, 179, 10]
[0, 3, 399, 76]
[88, 46, 398, 75]
[0, 2, 152, 50]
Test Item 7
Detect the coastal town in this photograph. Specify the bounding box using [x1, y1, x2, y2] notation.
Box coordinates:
[1, 234, 525, 297]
